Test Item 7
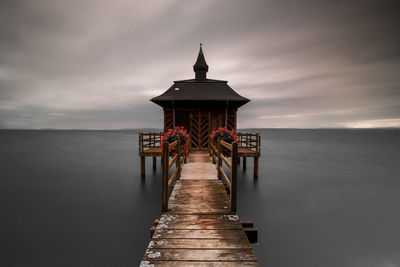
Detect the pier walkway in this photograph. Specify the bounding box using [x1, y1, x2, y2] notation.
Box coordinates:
[141, 150, 258, 266]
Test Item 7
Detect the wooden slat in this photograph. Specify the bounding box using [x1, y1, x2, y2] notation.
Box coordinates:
[155, 214, 242, 230]
[143, 248, 257, 261]
[140, 261, 259, 266]
[148, 238, 250, 249]
[152, 229, 247, 239]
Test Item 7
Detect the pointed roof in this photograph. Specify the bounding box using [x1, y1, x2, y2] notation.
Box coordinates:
[151, 45, 250, 109]
[193, 43, 208, 68]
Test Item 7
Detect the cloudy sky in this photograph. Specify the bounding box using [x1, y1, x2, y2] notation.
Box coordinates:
[0, 0, 399, 129]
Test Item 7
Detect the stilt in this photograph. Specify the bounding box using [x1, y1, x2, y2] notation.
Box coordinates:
[243, 157, 247, 170]
[238, 157, 240, 165]
[141, 156, 145, 176]
[152, 157, 156, 170]
[254, 157, 258, 178]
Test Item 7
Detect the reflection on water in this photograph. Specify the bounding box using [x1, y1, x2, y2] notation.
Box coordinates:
[1, 129, 399, 266]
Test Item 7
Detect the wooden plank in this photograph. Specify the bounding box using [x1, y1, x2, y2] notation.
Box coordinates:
[156, 214, 242, 230]
[143, 248, 257, 261]
[152, 229, 247, 239]
[142, 148, 258, 265]
[140, 261, 259, 266]
[147, 238, 250, 249]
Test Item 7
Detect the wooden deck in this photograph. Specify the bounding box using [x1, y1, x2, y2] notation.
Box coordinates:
[139, 132, 261, 177]
[141, 151, 258, 266]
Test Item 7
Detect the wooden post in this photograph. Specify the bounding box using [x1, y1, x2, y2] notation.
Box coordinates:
[231, 142, 238, 212]
[243, 157, 247, 170]
[176, 138, 181, 179]
[139, 133, 143, 153]
[254, 157, 259, 178]
[141, 156, 145, 177]
[152, 157, 156, 170]
[217, 139, 222, 180]
[162, 142, 169, 212]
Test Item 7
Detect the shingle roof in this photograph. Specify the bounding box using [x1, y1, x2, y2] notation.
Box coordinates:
[151, 45, 250, 108]
[151, 79, 249, 107]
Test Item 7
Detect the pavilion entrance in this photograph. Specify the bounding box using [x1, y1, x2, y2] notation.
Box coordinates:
[189, 111, 210, 149]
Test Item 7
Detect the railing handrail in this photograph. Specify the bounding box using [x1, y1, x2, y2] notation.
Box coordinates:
[162, 138, 184, 212]
[138, 132, 162, 153]
[237, 132, 261, 154]
[216, 138, 238, 212]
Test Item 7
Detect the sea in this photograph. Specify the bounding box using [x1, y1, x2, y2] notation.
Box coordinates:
[1, 129, 399, 267]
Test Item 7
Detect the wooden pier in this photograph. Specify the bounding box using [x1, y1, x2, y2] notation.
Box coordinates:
[139, 132, 261, 177]
[141, 140, 258, 266]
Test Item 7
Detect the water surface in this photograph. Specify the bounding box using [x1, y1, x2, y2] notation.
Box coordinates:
[1, 129, 399, 266]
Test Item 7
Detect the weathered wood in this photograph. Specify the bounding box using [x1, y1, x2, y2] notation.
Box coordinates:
[220, 139, 233, 151]
[140, 261, 259, 266]
[155, 214, 243, 230]
[168, 154, 178, 169]
[143, 148, 258, 265]
[168, 168, 179, 187]
[219, 166, 232, 188]
[231, 142, 237, 212]
[162, 142, 169, 212]
[148, 238, 251, 249]
[150, 225, 156, 238]
[152, 229, 247, 239]
[143, 248, 257, 261]
[221, 153, 232, 169]
[217, 140, 222, 180]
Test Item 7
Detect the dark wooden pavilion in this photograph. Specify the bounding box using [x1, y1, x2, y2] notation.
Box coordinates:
[151, 44, 249, 149]
[139, 45, 260, 177]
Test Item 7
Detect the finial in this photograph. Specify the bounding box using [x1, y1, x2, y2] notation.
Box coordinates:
[200, 43, 202, 48]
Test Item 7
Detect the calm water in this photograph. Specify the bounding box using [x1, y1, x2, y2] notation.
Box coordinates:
[1, 129, 399, 267]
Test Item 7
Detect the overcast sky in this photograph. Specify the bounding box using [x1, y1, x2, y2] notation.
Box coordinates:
[1, 0, 399, 129]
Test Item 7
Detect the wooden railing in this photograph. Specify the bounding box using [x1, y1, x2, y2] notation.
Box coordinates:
[162, 139, 184, 212]
[237, 132, 261, 155]
[139, 132, 162, 153]
[214, 139, 238, 212]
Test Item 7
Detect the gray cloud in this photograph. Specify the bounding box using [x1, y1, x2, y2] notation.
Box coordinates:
[0, 0, 399, 129]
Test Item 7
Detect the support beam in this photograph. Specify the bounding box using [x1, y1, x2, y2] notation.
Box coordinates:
[141, 156, 145, 177]
[243, 157, 247, 170]
[254, 157, 258, 178]
[152, 156, 156, 170]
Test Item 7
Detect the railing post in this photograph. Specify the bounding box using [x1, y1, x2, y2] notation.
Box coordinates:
[162, 141, 169, 213]
[217, 139, 222, 180]
[231, 142, 238, 212]
[176, 138, 181, 179]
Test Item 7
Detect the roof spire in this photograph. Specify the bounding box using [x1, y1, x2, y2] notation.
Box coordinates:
[193, 43, 208, 80]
